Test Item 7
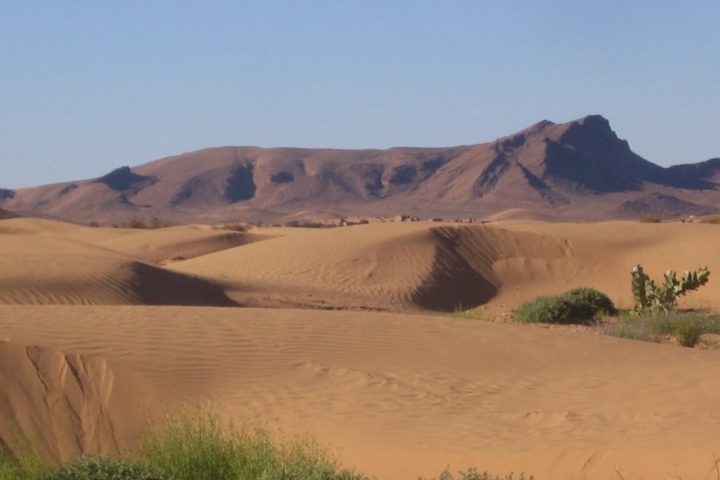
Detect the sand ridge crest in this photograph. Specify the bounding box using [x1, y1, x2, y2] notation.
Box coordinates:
[0, 224, 236, 306]
[169, 222, 575, 312]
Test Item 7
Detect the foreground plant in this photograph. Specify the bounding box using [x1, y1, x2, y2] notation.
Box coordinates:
[631, 264, 710, 312]
[0, 441, 47, 480]
[515, 287, 615, 325]
[136, 409, 368, 480]
[0, 409, 529, 480]
[47, 456, 161, 480]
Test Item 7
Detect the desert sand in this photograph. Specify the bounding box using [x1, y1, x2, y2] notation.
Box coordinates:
[2, 217, 720, 479]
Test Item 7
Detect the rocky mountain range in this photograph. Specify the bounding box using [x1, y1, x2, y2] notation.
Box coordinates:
[2, 115, 718, 224]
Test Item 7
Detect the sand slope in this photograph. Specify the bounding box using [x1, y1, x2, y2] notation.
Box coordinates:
[488, 220, 720, 313]
[169, 222, 573, 311]
[91, 225, 269, 264]
[2, 217, 719, 312]
[0, 218, 269, 265]
[169, 220, 720, 313]
[0, 340, 148, 462]
[2, 218, 720, 478]
[2, 306, 720, 479]
[0, 221, 235, 306]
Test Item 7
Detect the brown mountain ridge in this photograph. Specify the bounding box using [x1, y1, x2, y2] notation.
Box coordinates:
[2, 115, 718, 224]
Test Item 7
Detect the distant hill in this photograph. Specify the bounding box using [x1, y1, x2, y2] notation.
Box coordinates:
[2, 115, 718, 224]
[615, 193, 717, 219]
[0, 207, 18, 219]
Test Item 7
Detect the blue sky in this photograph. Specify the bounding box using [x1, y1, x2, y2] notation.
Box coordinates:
[1, 1, 718, 188]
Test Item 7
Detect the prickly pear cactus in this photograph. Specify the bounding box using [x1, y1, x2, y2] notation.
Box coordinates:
[680, 266, 710, 293]
[631, 265, 651, 311]
[631, 264, 710, 312]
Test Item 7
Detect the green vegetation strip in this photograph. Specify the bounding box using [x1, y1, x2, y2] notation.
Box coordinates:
[602, 311, 720, 347]
[0, 410, 531, 480]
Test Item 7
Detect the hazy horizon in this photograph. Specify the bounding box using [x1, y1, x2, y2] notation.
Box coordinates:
[2, 1, 718, 188]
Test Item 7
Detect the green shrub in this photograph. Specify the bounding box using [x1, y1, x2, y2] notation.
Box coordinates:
[674, 322, 702, 347]
[0, 411, 534, 480]
[47, 456, 162, 480]
[515, 288, 615, 325]
[0, 443, 47, 480]
[515, 295, 574, 324]
[563, 287, 617, 317]
[137, 409, 367, 480]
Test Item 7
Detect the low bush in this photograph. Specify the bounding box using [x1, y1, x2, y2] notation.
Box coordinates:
[48, 456, 161, 480]
[563, 288, 617, 318]
[136, 409, 368, 480]
[0, 445, 47, 480]
[515, 288, 615, 325]
[675, 322, 702, 347]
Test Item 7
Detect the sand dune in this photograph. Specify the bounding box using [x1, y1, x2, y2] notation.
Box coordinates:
[2, 217, 719, 313]
[488, 220, 720, 313]
[0, 228, 234, 306]
[0, 218, 270, 264]
[3, 218, 720, 478]
[169, 220, 720, 314]
[91, 225, 270, 264]
[0, 218, 126, 243]
[2, 306, 720, 479]
[168, 222, 573, 311]
[0, 340, 149, 462]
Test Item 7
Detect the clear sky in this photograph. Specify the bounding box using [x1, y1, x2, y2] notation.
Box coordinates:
[1, 0, 718, 188]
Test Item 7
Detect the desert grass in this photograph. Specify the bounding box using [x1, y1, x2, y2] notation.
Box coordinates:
[444, 304, 489, 321]
[601, 310, 720, 347]
[421, 468, 532, 480]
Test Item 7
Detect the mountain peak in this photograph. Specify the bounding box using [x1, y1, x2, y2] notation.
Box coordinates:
[517, 115, 613, 143]
[579, 114, 610, 125]
[555, 114, 624, 150]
